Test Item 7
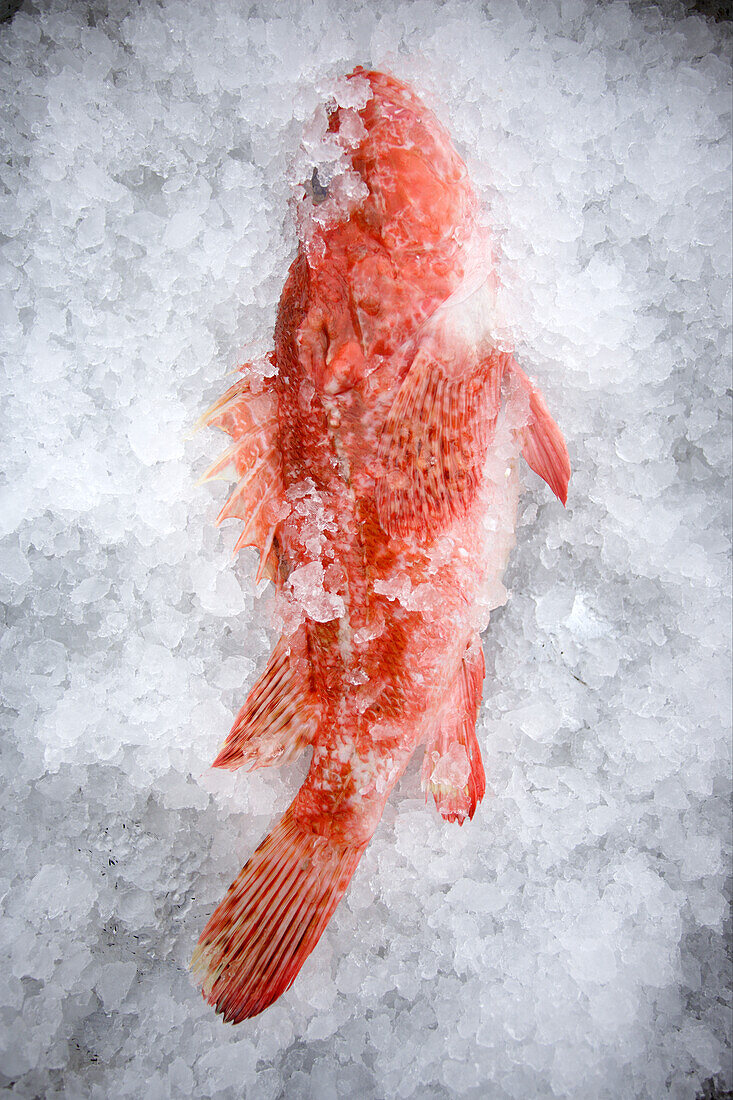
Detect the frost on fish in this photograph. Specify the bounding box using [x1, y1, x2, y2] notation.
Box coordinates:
[193, 68, 570, 1022]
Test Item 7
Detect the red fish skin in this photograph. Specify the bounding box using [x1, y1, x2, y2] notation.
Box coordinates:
[192, 68, 570, 1022]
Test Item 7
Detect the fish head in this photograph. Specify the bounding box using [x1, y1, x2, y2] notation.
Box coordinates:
[296, 69, 475, 257]
[341, 68, 475, 252]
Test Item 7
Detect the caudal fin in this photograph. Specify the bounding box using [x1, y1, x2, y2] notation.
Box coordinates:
[191, 806, 366, 1022]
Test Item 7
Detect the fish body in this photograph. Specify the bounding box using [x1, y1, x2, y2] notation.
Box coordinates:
[192, 69, 570, 1022]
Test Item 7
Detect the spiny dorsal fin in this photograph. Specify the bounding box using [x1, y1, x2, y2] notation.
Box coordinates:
[197, 365, 288, 581]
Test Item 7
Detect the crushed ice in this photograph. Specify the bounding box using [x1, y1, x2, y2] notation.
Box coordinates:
[0, 1, 730, 1097]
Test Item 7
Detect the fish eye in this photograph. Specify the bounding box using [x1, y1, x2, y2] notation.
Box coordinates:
[307, 167, 329, 204]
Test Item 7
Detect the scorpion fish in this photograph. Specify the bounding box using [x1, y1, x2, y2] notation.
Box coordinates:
[192, 68, 570, 1022]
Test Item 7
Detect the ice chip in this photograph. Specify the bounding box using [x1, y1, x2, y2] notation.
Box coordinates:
[0, 544, 31, 585]
[287, 560, 345, 622]
[95, 962, 138, 1011]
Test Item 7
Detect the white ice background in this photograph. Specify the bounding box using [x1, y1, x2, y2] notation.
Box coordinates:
[1, 1, 731, 1097]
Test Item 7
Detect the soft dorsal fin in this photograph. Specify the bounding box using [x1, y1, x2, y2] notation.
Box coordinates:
[421, 637, 486, 824]
[212, 627, 320, 772]
[197, 367, 287, 583]
[376, 346, 508, 540]
[508, 360, 570, 506]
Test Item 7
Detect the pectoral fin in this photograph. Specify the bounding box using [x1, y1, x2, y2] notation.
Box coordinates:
[376, 347, 508, 540]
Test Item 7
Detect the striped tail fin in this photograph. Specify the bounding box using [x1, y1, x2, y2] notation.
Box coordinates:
[191, 805, 367, 1022]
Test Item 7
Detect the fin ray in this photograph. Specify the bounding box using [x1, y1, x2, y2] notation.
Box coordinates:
[216, 457, 276, 527]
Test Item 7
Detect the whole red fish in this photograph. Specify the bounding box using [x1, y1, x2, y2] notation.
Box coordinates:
[192, 69, 569, 1022]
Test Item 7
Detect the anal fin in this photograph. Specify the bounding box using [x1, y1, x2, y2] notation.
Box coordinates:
[422, 638, 486, 824]
[212, 628, 320, 771]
